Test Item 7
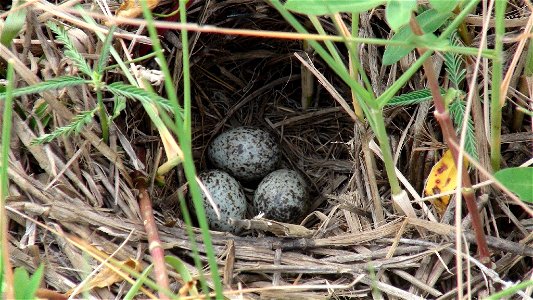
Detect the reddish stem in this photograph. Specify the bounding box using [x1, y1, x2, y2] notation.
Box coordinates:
[132, 171, 170, 299]
[409, 17, 491, 265]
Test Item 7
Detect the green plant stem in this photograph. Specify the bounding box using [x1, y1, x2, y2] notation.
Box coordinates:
[103, 50, 163, 71]
[371, 109, 402, 195]
[308, 16, 343, 66]
[96, 88, 109, 144]
[140, 1, 183, 129]
[350, 12, 365, 120]
[409, 16, 491, 265]
[179, 0, 224, 298]
[270, 0, 406, 196]
[490, 0, 506, 171]
[1, 60, 15, 300]
[377, 0, 481, 107]
[140, 0, 221, 297]
[270, 0, 373, 108]
[331, 14, 373, 96]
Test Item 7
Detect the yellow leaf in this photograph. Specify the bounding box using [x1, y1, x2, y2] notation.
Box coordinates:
[116, 0, 160, 19]
[68, 258, 141, 296]
[424, 149, 468, 215]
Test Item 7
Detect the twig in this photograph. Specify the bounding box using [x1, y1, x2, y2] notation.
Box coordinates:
[409, 15, 491, 266]
[132, 171, 170, 300]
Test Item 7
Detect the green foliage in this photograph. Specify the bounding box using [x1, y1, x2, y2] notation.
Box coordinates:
[0, 76, 89, 100]
[124, 265, 153, 300]
[47, 21, 92, 76]
[449, 99, 478, 160]
[386, 0, 417, 32]
[383, 9, 452, 65]
[443, 36, 466, 89]
[13, 265, 44, 300]
[31, 109, 97, 144]
[111, 96, 126, 120]
[429, 0, 459, 13]
[96, 26, 116, 75]
[165, 256, 199, 297]
[387, 89, 441, 106]
[486, 280, 533, 299]
[284, 0, 386, 15]
[105, 82, 175, 112]
[0, 1, 27, 46]
[494, 168, 533, 203]
[523, 38, 533, 76]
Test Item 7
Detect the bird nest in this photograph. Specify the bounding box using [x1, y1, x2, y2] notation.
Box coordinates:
[3, 0, 532, 299]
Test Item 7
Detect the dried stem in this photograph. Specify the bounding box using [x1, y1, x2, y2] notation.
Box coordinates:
[132, 171, 170, 300]
[408, 16, 491, 265]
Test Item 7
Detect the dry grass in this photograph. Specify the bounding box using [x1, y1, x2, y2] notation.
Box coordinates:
[2, 0, 532, 299]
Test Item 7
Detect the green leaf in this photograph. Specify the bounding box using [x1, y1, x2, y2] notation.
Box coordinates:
[47, 21, 93, 76]
[443, 36, 466, 88]
[13, 265, 44, 300]
[123, 264, 153, 300]
[429, 0, 459, 13]
[32, 109, 97, 144]
[494, 168, 533, 203]
[412, 33, 450, 50]
[105, 82, 176, 112]
[386, 0, 417, 32]
[0, 76, 89, 100]
[449, 99, 478, 160]
[1, 1, 27, 46]
[383, 9, 452, 65]
[96, 26, 116, 74]
[165, 256, 198, 297]
[387, 88, 445, 106]
[284, 0, 386, 15]
[111, 96, 126, 119]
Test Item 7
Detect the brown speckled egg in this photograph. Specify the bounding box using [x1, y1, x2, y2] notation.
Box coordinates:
[253, 169, 309, 223]
[195, 170, 246, 233]
[207, 127, 280, 182]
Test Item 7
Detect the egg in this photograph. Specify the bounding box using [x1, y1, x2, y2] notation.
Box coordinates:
[253, 169, 309, 223]
[194, 170, 247, 233]
[207, 127, 280, 182]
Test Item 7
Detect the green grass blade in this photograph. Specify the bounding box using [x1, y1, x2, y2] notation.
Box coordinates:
[376, 0, 481, 108]
[1, 61, 15, 199]
[123, 265, 153, 300]
[165, 256, 199, 296]
[284, 0, 386, 15]
[0, 61, 15, 299]
[0, 1, 27, 46]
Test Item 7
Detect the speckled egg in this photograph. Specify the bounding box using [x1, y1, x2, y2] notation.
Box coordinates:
[195, 170, 247, 233]
[207, 127, 280, 182]
[253, 169, 309, 223]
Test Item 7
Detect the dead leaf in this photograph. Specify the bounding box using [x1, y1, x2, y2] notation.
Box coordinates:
[116, 0, 160, 19]
[67, 258, 141, 296]
[424, 149, 468, 215]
